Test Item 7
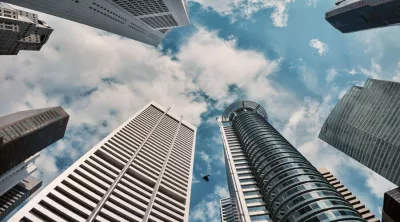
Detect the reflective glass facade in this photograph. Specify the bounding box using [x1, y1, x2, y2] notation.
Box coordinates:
[319, 79, 400, 186]
[220, 101, 364, 222]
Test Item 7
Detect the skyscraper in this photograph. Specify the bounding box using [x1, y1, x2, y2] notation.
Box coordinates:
[220, 197, 239, 222]
[9, 101, 196, 222]
[382, 187, 400, 222]
[0, 106, 69, 176]
[0, 2, 53, 55]
[0, 176, 42, 221]
[325, 0, 400, 33]
[319, 79, 400, 186]
[318, 168, 379, 222]
[4, 0, 189, 46]
[218, 101, 364, 222]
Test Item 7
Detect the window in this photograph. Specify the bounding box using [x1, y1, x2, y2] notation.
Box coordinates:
[237, 168, 250, 173]
[238, 173, 253, 177]
[240, 178, 254, 183]
[245, 198, 264, 204]
[241, 184, 258, 189]
[250, 214, 270, 221]
[247, 206, 266, 212]
[235, 163, 248, 167]
[244, 191, 260, 196]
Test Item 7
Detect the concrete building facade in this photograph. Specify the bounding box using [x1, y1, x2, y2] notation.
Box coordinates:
[318, 168, 380, 222]
[0, 2, 52, 55]
[218, 101, 365, 222]
[9, 101, 196, 222]
[4, 0, 189, 46]
[220, 197, 239, 222]
[319, 79, 400, 186]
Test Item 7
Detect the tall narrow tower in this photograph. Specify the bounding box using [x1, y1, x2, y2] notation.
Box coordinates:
[9, 101, 196, 222]
[218, 101, 365, 222]
[319, 79, 400, 186]
[4, 0, 189, 46]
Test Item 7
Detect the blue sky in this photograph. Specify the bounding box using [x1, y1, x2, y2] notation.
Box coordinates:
[1, 0, 399, 221]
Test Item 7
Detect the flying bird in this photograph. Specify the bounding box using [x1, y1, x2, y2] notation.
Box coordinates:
[202, 175, 210, 182]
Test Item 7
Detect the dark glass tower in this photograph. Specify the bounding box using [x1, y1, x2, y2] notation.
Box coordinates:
[219, 101, 364, 222]
[319, 79, 400, 186]
[326, 0, 400, 33]
[0, 107, 69, 176]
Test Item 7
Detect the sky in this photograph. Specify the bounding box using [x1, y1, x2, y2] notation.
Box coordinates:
[1, 0, 399, 221]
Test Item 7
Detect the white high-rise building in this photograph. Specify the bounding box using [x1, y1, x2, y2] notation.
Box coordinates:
[9, 101, 196, 222]
[4, 0, 190, 46]
[0, 2, 53, 55]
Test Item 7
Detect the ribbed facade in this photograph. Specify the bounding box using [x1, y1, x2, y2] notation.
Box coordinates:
[9, 101, 196, 222]
[318, 168, 380, 222]
[319, 79, 400, 186]
[219, 101, 365, 222]
[4, 0, 189, 46]
[220, 198, 239, 222]
[0, 176, 42, 221]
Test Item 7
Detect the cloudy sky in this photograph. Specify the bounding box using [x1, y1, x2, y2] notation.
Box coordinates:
[2, 0, 399, 221]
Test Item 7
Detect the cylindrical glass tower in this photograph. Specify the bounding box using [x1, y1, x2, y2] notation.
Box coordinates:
[221, 101, 365, 222]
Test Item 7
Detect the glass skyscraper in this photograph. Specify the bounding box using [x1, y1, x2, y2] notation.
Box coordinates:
[218, 101, 364, 222]
[319, 79, 400, 186]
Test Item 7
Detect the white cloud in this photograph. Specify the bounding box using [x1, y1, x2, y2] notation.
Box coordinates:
[199, 151, 212, 171]
[190, 0, 295, 27]
[326, 68, 338, 82]
[309, 38, 329, 56]
[190, 185, 228, 222]
[358, 60, 381, 79]
[365, 170, 397, 198]
[345, 68, 358, 75]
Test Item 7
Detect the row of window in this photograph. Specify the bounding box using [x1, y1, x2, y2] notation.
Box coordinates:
[0, 110, 59, 142]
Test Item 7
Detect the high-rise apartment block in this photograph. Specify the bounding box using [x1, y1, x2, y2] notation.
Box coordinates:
[0, 106, 69, 176]
[318, 168, 379, 222]
[0, 176, 42, 221]
[9, 102, 196, 222]
[218, 101, 364, 222]
[319, 79, 400, 186]
[220, 197, 239, 222]
[4, 0, 189, 46]
[382, 187, 400, 222]
[326, 0, 400, 33]
[0, 2, 52, 55]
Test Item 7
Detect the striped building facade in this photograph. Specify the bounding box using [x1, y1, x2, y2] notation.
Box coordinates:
[9, 102, 196, 222]
[319, 79, 400, 186]
[4, 0, 189, 46]
[318, 168, 380, 222]
[220, 198, 239, 222]
[0, 176, 42, 221]
[218, 101, 364, 222]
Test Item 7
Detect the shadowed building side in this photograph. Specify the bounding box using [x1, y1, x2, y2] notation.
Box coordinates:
[0, 106, 69, 177]
[382, 187, 400, 222]
[326, 0, 400, 33]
